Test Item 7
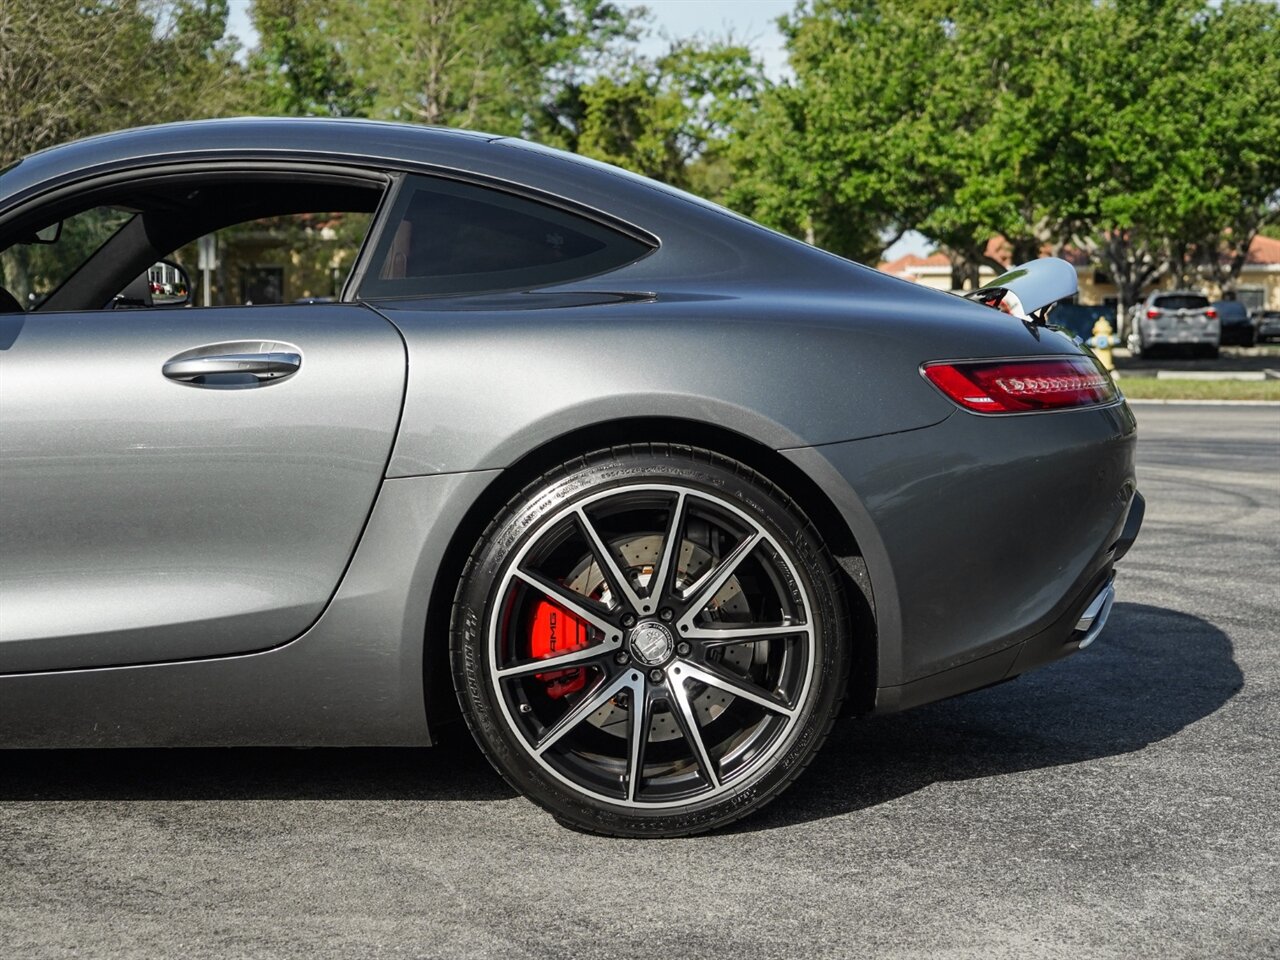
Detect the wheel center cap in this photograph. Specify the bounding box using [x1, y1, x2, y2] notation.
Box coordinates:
[629, 621, 675, 666]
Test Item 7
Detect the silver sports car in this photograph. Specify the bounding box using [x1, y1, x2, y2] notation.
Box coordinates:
[0, 119, 1142, 836]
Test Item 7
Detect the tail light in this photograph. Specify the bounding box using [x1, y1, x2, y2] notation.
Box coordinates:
[1146, 308, 1162, 319]
[922, 356, 1119, 414]
[1205, 308, 1218, 319]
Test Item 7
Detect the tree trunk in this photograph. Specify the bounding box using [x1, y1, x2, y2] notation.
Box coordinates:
[1199, 228, 1258, 299]
[943, 246, 982, 291]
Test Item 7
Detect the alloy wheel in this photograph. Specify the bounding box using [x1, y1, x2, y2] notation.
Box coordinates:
[486, 483, 817, 809]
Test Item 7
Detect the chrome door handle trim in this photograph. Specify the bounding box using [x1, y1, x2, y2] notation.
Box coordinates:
[163, 352, 301, 383]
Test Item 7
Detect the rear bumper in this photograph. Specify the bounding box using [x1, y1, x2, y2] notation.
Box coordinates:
[1145, 328, 1219, 345]
[872, 489, 1143, 713]
[783, 400, 1140, 713]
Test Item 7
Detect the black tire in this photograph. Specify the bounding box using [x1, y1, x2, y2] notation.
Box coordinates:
[450, 444, 851, 837]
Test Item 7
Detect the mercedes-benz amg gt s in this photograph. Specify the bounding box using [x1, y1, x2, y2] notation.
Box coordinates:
[0, 119, 1143, 836]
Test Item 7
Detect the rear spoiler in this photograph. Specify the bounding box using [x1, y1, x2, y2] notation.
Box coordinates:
[966, 258, 1077, 325]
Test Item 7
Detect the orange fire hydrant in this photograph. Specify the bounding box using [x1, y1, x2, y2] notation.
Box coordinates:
[1087, 318, 1119, 373]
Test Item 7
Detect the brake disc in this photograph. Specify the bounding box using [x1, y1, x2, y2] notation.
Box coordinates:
[566, 533, 754, 742]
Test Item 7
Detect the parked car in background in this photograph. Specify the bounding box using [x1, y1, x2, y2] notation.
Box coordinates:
[1212, 299, 1256, 347]
[1126, 291, 1220, 358]
[1254, 309, 1280, 344]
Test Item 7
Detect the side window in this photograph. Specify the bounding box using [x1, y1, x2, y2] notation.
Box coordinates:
[358, 176, 653, 299]
[1, 176, 383, 314]
[0, 206, 134, 310]
[172, 212, 373, 306]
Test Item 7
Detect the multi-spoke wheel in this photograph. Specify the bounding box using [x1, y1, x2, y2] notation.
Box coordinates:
[451, 445, 850, 836]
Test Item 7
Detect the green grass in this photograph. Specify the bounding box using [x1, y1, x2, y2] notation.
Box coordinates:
[1117, 378, 1280, 401]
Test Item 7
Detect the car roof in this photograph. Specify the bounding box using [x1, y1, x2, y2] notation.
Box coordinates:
[0, 119, 504, 206]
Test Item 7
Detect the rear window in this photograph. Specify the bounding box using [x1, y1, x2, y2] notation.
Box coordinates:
[358, 176, 652, 298]
[1153, 294, 1209, 310]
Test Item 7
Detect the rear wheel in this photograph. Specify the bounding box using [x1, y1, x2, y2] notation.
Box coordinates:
[450, 445, 850, 836]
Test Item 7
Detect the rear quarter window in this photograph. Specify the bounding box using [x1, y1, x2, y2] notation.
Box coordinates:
[357, 176, 653, 299]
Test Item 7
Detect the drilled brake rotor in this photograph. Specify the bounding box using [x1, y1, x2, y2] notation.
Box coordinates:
[566, 533, 756, 741]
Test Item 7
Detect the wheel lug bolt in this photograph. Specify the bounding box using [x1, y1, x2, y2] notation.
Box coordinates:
[621, 613, 637, 628]
[614, 651, 629, 664]
[659, 608, 674, 622]
[676, 642, 691, 656]
[648, 669, 663, 683]
[518, 703, 532, 714]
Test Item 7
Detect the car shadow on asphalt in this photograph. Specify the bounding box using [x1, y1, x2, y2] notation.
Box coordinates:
[0, 730, 515, 803]
[730, 602, 1243, 833]
[0, 603, 1241, 820]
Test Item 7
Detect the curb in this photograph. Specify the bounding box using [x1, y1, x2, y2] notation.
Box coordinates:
[1151, 369, 1280, 382]
[1126, 399, 1280, 407]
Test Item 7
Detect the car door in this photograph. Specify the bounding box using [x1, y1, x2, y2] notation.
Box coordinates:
[0, 211, 406, 673]
[0, 303, 404, 673]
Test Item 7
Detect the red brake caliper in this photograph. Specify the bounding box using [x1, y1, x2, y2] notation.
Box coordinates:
[530, 600, 590, 699]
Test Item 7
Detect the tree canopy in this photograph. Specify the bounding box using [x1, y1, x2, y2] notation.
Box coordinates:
[727, 0, 1279, 305]
[1, 0, 1277, 308]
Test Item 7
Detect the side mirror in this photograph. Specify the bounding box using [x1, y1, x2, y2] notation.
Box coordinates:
[114, 260, 193, 308]
[150, 260, 193, 306]
[966, 258, 1078, 323]
[18, 221, 62, 245]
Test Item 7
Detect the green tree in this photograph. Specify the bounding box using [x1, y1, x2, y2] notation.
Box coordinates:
[729, 0, 1100, 275]
[577, 39, 765, 191]
[246, 0, 638, 136]
[1184, 0, 1280, 296]
[1069, 0, 1216, 321]
[726, 1, 932, 265]
[247, 0, 372, 117]
[0, 0, 242, 302]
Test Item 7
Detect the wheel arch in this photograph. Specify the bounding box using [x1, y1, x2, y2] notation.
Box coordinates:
[421, 416, 880, 736]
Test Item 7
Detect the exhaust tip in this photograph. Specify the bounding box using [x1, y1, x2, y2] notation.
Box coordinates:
[1073, 576, 1116, 649]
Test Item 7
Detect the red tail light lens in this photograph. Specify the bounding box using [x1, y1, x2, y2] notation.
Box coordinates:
[922, 356, 1119, 413]
[1146, 308, 1162, 319]
[1205, 308, 1217, 319]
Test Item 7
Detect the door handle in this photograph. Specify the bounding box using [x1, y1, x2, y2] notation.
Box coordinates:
[163, 351, 301, 384]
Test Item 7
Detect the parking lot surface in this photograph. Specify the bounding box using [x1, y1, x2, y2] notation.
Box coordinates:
[2, 405, 1277, 959]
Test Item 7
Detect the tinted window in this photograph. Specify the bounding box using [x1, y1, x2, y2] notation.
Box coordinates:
[1153, 294, 1209, 310]
[359, 176, 652, 298]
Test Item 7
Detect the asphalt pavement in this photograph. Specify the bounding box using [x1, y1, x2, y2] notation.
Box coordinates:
[2, 405, 1278, 959]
